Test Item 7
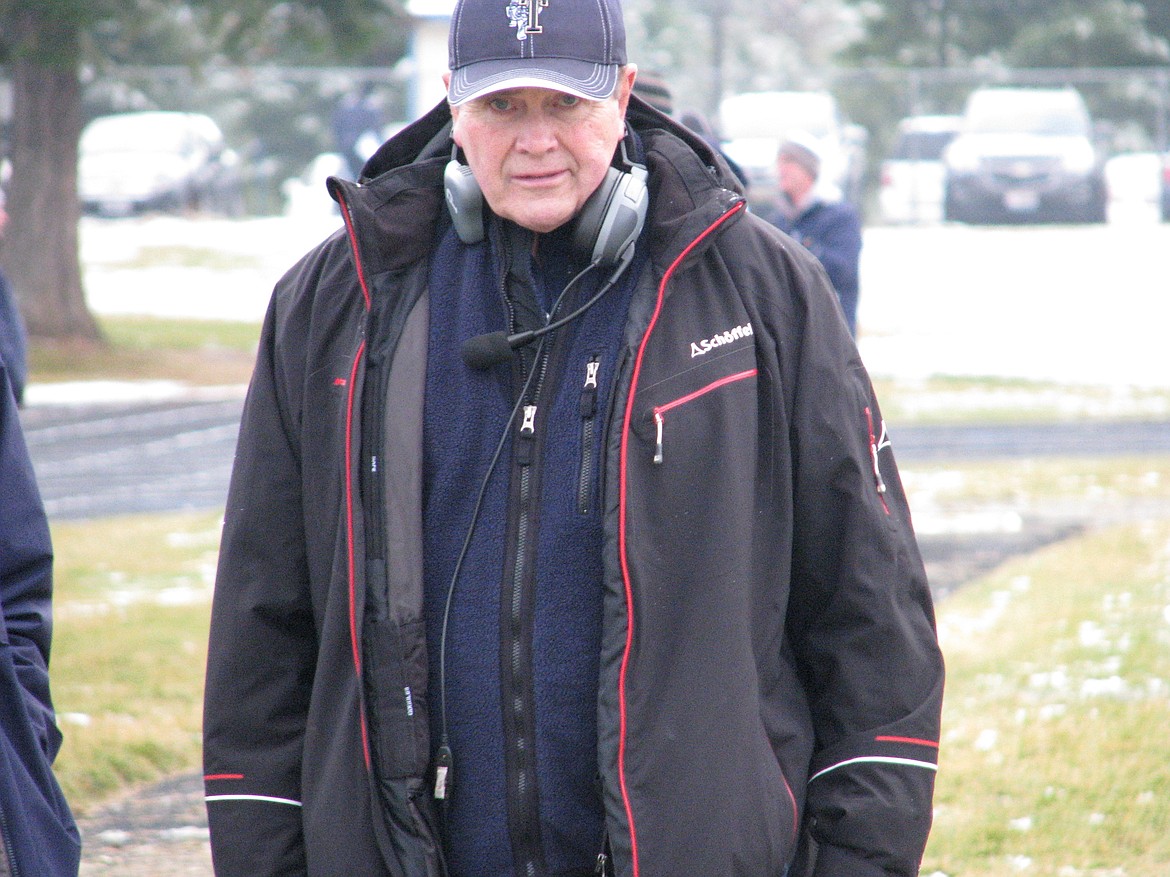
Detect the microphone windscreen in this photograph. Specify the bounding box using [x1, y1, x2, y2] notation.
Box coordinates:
[461, 331, 515, 370]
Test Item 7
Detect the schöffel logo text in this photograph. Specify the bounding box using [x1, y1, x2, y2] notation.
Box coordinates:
[690, 322, 753, 358]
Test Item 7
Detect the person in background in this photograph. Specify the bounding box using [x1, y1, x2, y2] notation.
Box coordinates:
[0, 360, 82, 876]
[202, 0, 943, 874]
[0, 189, 29, 405]
[769, 137, 863, 336]
[332, 83, 383, 181]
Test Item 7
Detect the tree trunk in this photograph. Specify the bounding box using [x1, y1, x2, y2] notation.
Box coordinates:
[0, 10, 102, 341]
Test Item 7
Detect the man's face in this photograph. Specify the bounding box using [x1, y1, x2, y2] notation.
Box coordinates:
[448, 67, 636, 234]
[777, 155, 816, 204]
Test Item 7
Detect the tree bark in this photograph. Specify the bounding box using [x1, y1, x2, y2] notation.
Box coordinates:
[0, 10, 102, 341]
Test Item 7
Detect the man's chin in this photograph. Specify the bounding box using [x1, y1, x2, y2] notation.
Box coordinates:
[496, 196, 581, 235]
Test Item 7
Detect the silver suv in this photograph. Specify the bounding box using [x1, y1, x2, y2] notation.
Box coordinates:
[943, 87, 1107, 224]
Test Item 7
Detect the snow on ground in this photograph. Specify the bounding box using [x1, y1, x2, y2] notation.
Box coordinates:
[74, 203, 1170, 395]
[81, 212, 343, 323]
[857, 206, 1170, 390]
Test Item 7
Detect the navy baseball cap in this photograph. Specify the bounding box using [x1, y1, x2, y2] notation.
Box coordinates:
[447, 0, 627, 106]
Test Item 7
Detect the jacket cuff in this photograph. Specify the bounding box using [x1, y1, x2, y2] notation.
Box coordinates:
[811, 843, 891, 877]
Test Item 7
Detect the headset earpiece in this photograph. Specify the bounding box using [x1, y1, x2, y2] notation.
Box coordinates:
[571, 163, 649, 268]
[444, 153, 485, 245]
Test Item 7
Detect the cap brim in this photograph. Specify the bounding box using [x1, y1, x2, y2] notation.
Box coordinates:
[448, 58, 618, 106]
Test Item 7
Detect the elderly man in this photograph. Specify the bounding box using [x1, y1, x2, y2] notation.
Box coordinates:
[202, 1, 943, 875]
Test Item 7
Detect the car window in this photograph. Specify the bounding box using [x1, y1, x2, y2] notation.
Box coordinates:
[891, 130, 957, 160]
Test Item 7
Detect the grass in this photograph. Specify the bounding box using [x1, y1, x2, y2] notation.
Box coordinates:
[871, 374, 1170, 425]
[28, 315, 259, 387]
[922, 518, 1170, 876]
[48, 511, 220, 811]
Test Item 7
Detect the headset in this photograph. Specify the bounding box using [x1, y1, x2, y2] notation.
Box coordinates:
[443, 133, 649, 269]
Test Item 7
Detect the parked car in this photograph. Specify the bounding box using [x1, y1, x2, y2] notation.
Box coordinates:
[878, 114, 961, 224]
[943, 87, 1108, 224]
[79, 111, 244, 217]
[719, 90, 867, 212]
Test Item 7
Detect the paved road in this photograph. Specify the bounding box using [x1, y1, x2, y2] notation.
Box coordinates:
[21, 396, 244, 520]
[19, 396, 1170, 520]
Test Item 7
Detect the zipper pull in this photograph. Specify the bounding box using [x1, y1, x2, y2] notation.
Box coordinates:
[434, 745, 454, 801]
[653, 410, 664, 464]
[520, 404, 537, 435]
[517, 404, 537, 466]
[581, 358, 600, 418]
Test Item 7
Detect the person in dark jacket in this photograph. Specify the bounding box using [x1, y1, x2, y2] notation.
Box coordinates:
[0, 362, 82, 876]
[768, 137, 863, 336]
[0, 192, 29, 405]
[203, 0, 944, 875]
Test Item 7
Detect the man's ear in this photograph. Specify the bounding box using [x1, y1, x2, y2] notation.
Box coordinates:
[616, 64, 638, 118]
[443, 72, 463, 143]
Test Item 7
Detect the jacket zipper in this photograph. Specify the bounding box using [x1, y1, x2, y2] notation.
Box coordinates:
[507, 340, 553, 877]
[577, 356, 601, 514]
[651, 368, 757, 464]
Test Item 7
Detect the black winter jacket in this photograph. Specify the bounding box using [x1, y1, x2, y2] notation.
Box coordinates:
[203, 98, 944, 877]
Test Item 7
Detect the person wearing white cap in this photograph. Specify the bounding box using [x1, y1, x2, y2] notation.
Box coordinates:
[770, 136, 863, 336]
[203, 1, 943, 875]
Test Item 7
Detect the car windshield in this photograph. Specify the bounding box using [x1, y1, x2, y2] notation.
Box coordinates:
[964, 93, 1090, 137]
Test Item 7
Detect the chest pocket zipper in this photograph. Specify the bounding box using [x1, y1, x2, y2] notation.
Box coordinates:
[578, 356, 601, 514]
[652, 368, 758, 464]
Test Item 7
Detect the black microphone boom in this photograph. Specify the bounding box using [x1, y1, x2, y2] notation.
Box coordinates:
[461, 251, 635, 370]
[461, 330, 536, 370]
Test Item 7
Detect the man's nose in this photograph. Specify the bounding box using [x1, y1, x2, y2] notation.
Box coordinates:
[514, 113, 559, 153]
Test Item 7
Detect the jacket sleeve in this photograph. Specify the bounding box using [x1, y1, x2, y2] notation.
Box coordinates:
[781, 254, 944, 877]
[0, 363, 58, 757]
[0, 364, 81, 877]
[203, 290, 316, 877]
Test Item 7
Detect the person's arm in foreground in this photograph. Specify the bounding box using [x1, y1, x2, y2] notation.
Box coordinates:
[0, 363, 81, 876]
[203, 289, 317, 877]
[784, 268, 943, 877]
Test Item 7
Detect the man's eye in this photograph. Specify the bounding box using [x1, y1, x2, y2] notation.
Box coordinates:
[558, 95, 581, 108]
[488, 97, 512, 111]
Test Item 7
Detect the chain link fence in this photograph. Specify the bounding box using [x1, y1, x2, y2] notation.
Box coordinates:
[4, 63, 1167, 216]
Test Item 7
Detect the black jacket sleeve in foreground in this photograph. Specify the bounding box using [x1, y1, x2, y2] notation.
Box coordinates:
[781, 251, 944, 877]
[203, 290, 316, 877]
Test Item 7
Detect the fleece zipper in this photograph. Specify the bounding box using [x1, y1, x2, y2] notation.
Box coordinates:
[577, 355, 602, 514]
[502, 335, 556, 877]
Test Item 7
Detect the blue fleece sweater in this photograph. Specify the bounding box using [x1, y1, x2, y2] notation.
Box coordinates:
[423, 215, 644, 876]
